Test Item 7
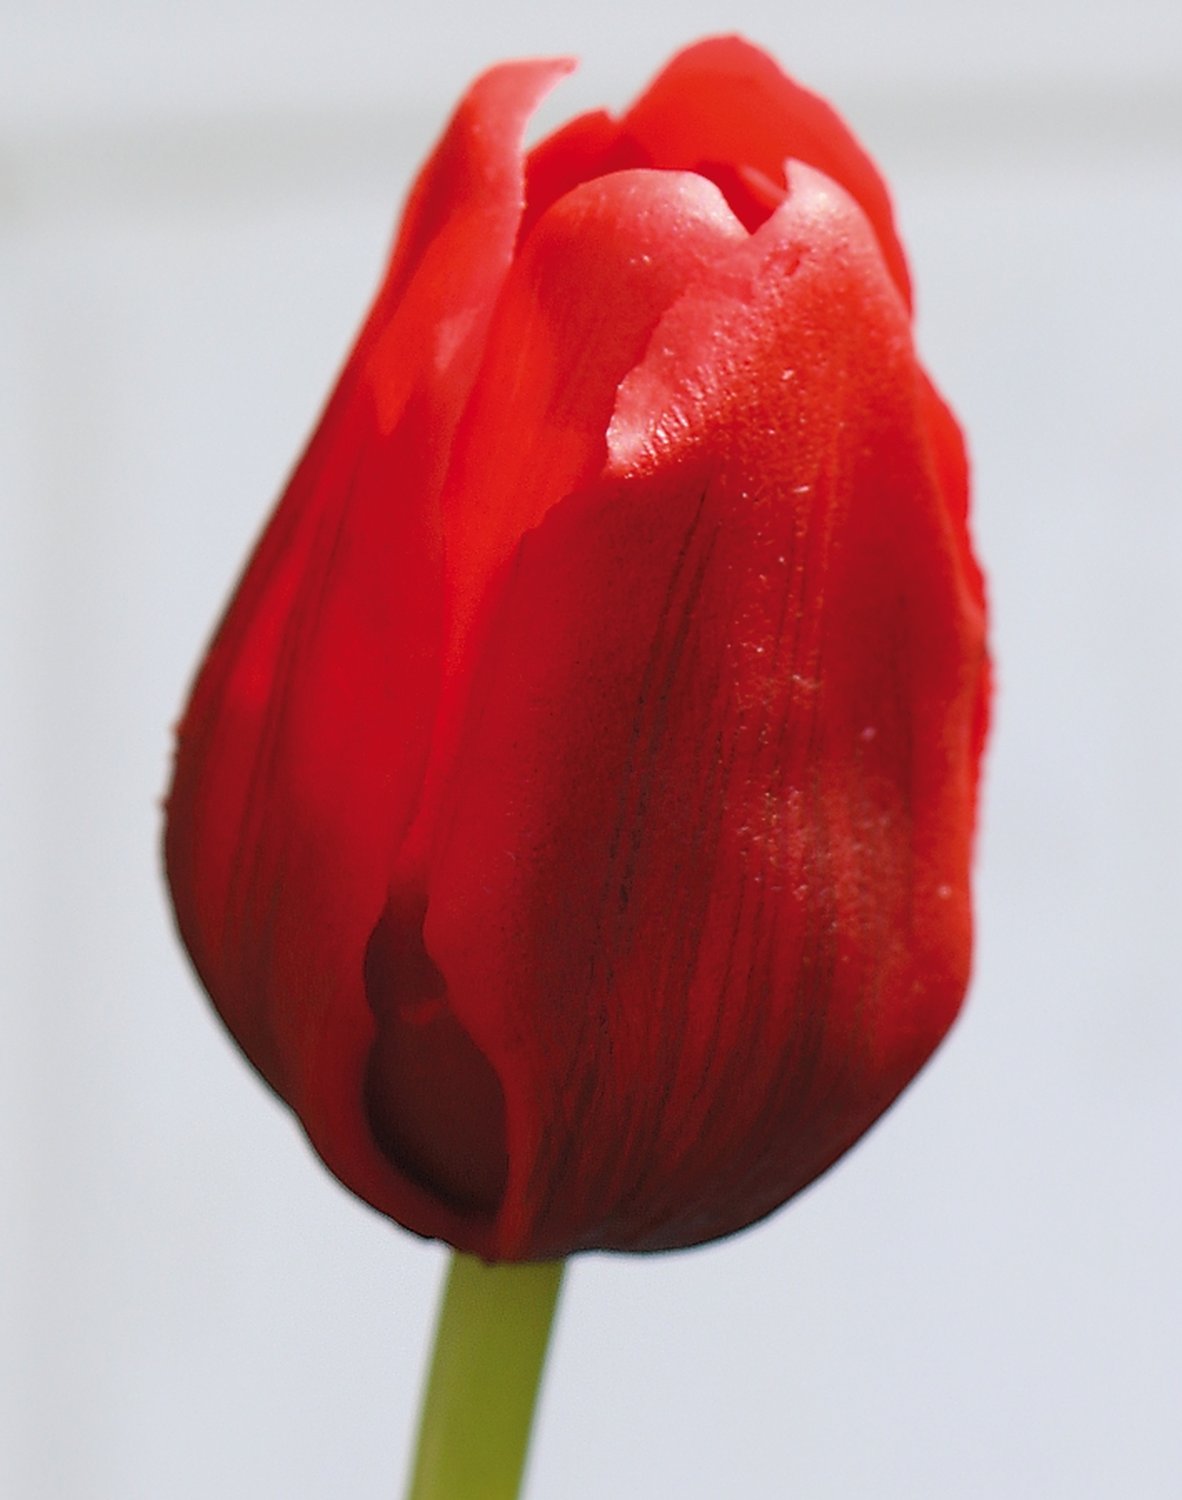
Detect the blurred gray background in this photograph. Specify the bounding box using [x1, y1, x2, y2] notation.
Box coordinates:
[3, 1, 1180, 1496]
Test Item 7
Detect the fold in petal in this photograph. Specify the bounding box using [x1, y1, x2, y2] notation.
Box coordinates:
[620, 35, 913, 308]
[419, 167, 984, 1256]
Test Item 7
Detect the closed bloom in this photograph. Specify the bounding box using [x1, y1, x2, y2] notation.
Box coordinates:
[165, 37, 989, 1260]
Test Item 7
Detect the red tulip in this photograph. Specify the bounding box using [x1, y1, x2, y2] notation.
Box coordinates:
[165, 36, 989, 1260]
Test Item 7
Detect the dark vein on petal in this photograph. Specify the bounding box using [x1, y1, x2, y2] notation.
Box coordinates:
[525, 486, 711, 1245]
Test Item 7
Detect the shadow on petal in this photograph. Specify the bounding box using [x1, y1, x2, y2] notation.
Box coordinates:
[364, 894, 508, 1216]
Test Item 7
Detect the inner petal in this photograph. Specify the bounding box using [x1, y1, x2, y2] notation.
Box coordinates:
[363, 893, 507, 1215]
[690, 159, 786, 232]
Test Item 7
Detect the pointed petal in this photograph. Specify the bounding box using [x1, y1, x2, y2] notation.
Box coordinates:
[373, 58, 576, 327]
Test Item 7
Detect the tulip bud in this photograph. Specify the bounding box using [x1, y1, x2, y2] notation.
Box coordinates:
[165, 36, 989, 1260]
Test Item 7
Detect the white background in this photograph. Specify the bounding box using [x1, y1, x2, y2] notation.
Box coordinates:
[3, 1, 1181, 1496]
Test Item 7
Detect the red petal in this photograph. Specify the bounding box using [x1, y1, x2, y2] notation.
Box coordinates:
[165, 59, 569, 1254]
[419, 165, 985, 1257]
[520, 109, 648, 245]
[397, 168, 744, 847]
[374, 57, 575, 325]
[438, 167, 745, 677]
[363, 169, 746, 1225]
[620, 35, 913, 309]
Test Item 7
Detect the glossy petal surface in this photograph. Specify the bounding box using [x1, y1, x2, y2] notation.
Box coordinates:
[421, 168, 985, 1255]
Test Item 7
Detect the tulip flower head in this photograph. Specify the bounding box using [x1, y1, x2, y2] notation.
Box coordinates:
[165, 37, 989, 1261]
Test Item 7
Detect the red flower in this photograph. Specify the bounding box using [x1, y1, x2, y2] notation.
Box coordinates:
[165, 37, 989, 1259]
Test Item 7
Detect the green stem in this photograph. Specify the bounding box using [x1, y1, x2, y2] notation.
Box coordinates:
[405, 1253, 566, 1500]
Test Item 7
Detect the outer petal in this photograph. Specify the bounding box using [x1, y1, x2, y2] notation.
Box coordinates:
[420, 166, 986, 1257]
[362, 168, 746, 1228]
[620, 35, 913, 309]
[164, 59, 568, 1252]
